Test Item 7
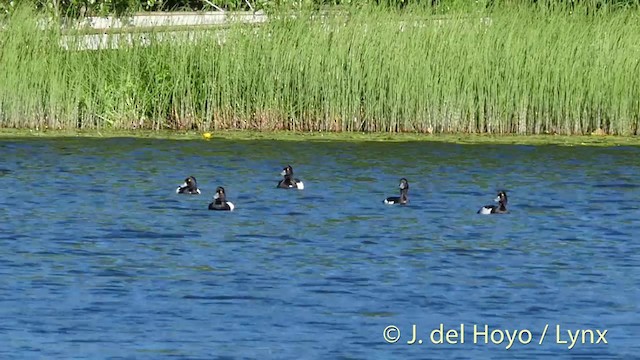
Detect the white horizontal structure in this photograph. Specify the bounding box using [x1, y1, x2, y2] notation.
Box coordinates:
[59, 29, 230, 50]
[56, 11, 266, 50]
[53, 11, 491, 51]
[68, 10, 267, 30]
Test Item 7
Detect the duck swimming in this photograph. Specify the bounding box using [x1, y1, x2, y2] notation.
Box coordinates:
[277, 165, 304, 190]
[478, 191, 508, 214]
[208, 186, 235, 211]
[176, 176, 201, 194]
[384, 178, 409, 205]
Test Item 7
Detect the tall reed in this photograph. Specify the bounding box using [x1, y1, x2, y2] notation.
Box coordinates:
[1, 4, 639, 134]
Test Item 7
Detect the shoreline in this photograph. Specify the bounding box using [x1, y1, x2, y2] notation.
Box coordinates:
[0, 129, 638, 146]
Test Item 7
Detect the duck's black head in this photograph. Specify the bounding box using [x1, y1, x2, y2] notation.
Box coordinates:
[281, 165, 294, 177]
[398, 178, 409, 203]
[495, 191, 507, 204]
[177, 176, 200, 194]
[399, 178, 409, 191]
[214, 186, 227, 201]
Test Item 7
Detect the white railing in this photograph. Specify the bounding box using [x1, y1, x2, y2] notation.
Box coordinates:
[62, 10, 267, 30]
[51, 10, 267, 50]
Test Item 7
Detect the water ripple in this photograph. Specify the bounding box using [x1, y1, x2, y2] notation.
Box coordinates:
[0, 138, 638, 359]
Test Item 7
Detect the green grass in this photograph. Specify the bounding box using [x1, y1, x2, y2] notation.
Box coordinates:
[1, 4, 640, 135]
[1, 128, 639, 147]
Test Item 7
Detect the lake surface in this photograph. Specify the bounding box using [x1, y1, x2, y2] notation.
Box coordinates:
[1, 137, 638, 359]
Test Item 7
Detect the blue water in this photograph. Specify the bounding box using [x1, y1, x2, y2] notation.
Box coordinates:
[1, 137, 639, 359]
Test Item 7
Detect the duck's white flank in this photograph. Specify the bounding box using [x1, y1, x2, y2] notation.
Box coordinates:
[176, 182, 187, 193]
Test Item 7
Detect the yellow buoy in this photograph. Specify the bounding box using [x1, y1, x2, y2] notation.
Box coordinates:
[202, 132, 212, 140]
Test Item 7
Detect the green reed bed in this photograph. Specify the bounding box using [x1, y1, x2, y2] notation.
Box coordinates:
[1, 5, 640, 134]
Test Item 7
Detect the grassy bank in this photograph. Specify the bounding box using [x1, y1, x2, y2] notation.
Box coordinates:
[2, 128, 639, 147]
[1, 5, 640, 135]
